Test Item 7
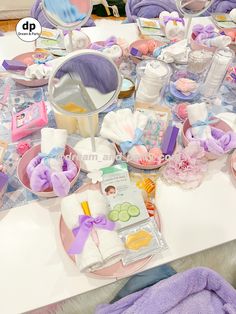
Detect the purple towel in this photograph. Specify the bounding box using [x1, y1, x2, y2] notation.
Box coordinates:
[31, 0, 95, 28]
[96, 267, 236, 314]
[207, 0, 236, 14]
[126, 0, 178, 22]
[125, 0, 236, 22]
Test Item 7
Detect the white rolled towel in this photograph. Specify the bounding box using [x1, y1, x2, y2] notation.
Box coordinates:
[41, 128, 67, 172]
[187, 102, 212, 140]
[87, 190, 125, 265]
[202, 36, 232, 49]
[61, 190, 125, 271]
[61, 191, 103, 272]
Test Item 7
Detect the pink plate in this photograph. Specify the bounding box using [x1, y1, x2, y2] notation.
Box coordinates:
[12, 52, 49, 87]
[230, 150, 236, 181]
[182, 118, 233, 160]
[17, 144, 80, 198]
[115, 145, 170, 170]
[60, 183, 161, 279]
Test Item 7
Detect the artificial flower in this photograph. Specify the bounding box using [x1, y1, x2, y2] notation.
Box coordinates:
[16, 141, 31, 156]
[162, 142, 208, 189]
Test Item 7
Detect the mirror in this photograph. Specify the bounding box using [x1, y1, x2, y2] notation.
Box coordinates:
[42, 0, 93, 29]
[48, 50, 122, 172]
[176, 0, 213, 40]
[176, 0, 213, 16]
[49, 50, 121, 116]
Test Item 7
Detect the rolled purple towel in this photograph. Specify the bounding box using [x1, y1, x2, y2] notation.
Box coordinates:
[207, 0, 236, 14]
[125, 0, 236, 23]
[96, 267, 236, 314]
[31, 0, 95, 28]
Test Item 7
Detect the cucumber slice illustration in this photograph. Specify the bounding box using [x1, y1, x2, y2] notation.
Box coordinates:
[119, 210, 130, 222]
[113, 204, 121, 212]
[108, 210, 119, 222]
[121, 202, 131, 211]
[128, 205, 140, 217]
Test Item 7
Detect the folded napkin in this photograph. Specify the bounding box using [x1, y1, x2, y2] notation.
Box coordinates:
[154, 40, 189, 64]
[100, 109, 148, 158]
[187, 103, 213, 140]
[61, 190, 125, 272]
[25, 64, 52, 80]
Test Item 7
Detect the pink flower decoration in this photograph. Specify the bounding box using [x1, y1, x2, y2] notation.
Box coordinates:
[162, 142, 208, 189]
[17, 141, 31, 156]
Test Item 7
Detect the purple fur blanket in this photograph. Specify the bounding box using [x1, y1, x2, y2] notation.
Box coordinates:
[125, 0, 236, 22]
[96, 267, 236, 314]
[31, 0, 95, 28]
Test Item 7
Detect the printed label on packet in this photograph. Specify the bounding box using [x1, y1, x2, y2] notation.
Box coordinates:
[101, 163, 130, 197]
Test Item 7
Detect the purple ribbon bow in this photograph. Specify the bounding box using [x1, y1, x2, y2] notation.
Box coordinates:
[90, 36, 117, 51]
[164, 16, 185, 26]
[68, 215, 115, 255]
[104, 36, 117, 47]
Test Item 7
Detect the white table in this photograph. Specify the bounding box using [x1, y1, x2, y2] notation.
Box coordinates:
[0, 17, 236, 314]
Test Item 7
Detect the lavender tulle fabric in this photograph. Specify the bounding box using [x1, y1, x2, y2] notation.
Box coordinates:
[125, 0, 236, 22]
[31, 0, 95, 28]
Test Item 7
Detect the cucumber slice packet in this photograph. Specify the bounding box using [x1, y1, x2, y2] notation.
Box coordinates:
[113, 204, 122, 212]
[128, 205, 140, 217]
[119, 210, 130, 222]
[121, 202, 131, 211]
[108, 210, 119, 222]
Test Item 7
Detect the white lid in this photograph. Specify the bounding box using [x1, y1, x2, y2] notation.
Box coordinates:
[144, 61, 169, 79]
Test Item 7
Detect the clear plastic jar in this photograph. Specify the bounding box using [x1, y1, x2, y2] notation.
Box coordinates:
[187, 50, 213, 74]
[136, 60, 171, 104]
[202, 48, 235, 98]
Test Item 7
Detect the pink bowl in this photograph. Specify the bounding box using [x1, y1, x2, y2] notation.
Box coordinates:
[182, 118, 233, 160]
[17, 144, 80, 198]
[129, 39, 164, 64]
[115, 145, 171, 170]
[12, 52, 49, 87]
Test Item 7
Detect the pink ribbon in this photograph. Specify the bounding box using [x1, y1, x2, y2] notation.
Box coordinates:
[68, 215, 115, 255]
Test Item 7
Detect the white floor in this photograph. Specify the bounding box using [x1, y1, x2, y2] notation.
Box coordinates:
[29, 240, 236, 314]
